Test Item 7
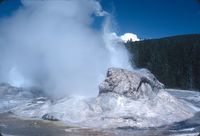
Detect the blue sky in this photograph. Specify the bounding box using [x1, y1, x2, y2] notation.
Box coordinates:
[101, 0, 200, 38]
[0, 0, 200, 39]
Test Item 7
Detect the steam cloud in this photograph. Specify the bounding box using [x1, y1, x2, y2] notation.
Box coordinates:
[0, 0, 131, 98]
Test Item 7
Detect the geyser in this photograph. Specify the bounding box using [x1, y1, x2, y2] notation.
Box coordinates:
[0, 0, 131, 98]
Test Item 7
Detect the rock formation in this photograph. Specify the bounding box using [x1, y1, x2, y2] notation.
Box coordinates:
[99, 68, 164, 99]
[42, 113, 59, 121]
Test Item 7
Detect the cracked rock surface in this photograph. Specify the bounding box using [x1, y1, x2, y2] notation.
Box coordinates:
[99, 68, 164, 99]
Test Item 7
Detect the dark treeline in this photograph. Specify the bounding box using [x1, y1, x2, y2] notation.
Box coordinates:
[126, 34, 200, 91]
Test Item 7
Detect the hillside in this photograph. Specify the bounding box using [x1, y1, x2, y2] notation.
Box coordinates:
[126, 34, 200, 91]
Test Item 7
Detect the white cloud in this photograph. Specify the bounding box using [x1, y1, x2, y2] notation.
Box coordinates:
[120, 33, 140, 42]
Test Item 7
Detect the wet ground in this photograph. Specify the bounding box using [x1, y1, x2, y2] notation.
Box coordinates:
[0, 112, 200, 136]
[0, 113, 113, 136]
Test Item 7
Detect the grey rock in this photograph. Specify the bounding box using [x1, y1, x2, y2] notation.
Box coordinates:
[99, 68, 164, 99]
[42, 114, 59, 121]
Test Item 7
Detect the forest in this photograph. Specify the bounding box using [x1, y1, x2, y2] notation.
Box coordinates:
[126, 34, 200, 91]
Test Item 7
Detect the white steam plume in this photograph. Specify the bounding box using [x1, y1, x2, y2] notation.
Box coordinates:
[103, 18, 133, 70]
[0, 0, 132, 98]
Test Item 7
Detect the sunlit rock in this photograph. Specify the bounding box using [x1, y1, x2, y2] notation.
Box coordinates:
[96, 68, 195, 128]
[99, 68, 164, 99]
